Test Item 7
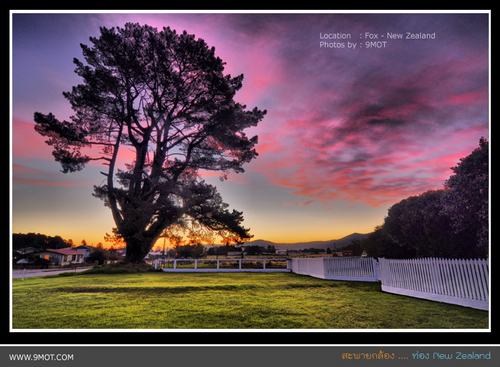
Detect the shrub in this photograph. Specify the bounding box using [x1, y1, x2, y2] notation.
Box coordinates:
[83, 261, 159, 274]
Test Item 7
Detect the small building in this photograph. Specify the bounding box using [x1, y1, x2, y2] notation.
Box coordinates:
[16, 246, 42, 255]
[227, 251, 246, 257]
[275, 249, 288, 256]
[147, 250, 163, 260]
[342, 249, 354, 256]
[34, 248, 84, 266]
[73, 245, 94, 261]
[341, 243, 362, 257]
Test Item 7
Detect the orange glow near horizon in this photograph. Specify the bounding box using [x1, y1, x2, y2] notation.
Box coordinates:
[11, 204, 382, 249]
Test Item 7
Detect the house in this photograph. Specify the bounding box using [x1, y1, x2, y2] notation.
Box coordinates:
[34, 248, 84, 266]
[73, 245, 94, 261]
[16, 246, 42, 255]
[227, 251, 246, 257]
[275, 249, 288, 256]
[146, 250, 163, 260]
[341, 243, 362, 257]
[342, 248, 354, 256]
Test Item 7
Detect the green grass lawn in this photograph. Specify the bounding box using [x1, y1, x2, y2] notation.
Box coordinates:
[12, 272, 488, 329]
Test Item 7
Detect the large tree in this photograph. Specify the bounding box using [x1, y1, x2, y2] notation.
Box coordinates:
[382, 190, 466, 258]
[443, 137, 489, 256]
[34, 23, 266, 263]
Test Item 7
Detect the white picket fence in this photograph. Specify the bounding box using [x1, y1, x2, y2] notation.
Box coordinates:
[155, 258, 290, 272]
[288, 257, 489, 310]
[378, 258, 489, 311]
[290, 257, 379, 282]
[289, 258, 326, 279]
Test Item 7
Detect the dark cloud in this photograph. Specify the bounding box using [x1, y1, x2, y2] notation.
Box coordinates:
[249, 13, 489, 206]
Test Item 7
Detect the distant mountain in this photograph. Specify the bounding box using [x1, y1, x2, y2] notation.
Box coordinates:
[244, 233, 371, 251]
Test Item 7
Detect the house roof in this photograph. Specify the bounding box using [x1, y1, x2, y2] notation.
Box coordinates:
[73, 245, 94, 251]
[17, 246, 43, 254]
[43, 248, 84, 256]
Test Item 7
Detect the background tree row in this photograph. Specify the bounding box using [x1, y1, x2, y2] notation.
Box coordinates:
[362, 138, 488, 259]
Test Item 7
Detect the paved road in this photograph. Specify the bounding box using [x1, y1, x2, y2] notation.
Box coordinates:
[12, 267, 93, 279]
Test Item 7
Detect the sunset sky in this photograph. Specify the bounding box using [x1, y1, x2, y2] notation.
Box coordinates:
[11, 11, 490, 247]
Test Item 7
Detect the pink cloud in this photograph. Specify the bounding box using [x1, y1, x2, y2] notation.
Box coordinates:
[12, 118, 53, 160]
[13, 164, 48, 175]
[251, 79, 487, 207]
[446, 89, 488, 105]
[12, 164, 83, 187]
[13, 176, 81, 187]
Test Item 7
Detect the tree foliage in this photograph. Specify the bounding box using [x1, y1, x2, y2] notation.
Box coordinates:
[86, 247, 108, 265]
[13, 233, 71, 251]
[443, 137, 489, 252]
[363, 138, 488, 259]
[381, 190, 464, 258]
[174, 243, 205, 259]
[34, 23, 266, 263]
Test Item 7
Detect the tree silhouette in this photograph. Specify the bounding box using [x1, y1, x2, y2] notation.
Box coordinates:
[362, 138, 488, 259]
[443, 137, 489, 255]
[34, 23, 266, 263]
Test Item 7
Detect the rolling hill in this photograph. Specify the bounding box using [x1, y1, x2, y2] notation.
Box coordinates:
[243, 232, 370, 251]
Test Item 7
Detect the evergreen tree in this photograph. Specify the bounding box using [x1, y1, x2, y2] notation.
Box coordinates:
[34, 23, 266, 263]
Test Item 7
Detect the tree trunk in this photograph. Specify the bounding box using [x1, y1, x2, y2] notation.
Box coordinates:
[124, 237, 156, 263]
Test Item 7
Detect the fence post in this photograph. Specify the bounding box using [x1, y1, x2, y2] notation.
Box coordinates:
[374, 258, 381, 281]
